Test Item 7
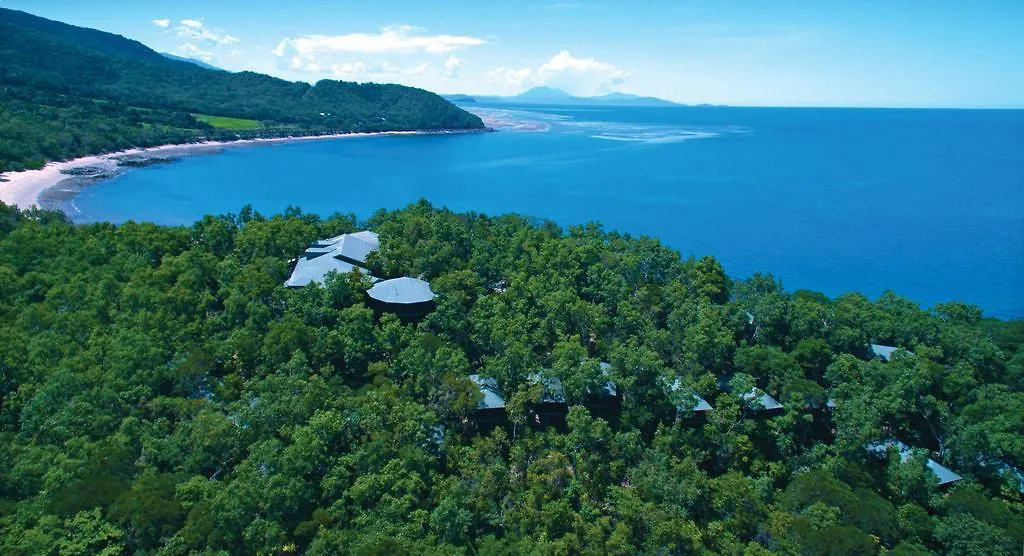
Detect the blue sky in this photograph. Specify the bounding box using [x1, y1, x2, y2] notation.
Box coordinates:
[5, 0, 1023, 107]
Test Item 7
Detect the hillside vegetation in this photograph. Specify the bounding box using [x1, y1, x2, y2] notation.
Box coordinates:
[0, 9, 484, 172]
[0, 200, 1021, 554]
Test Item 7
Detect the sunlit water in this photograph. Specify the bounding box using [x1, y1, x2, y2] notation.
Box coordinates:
[72, 104, 1024, 318]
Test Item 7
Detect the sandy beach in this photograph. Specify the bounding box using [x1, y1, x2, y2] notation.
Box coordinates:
[0, 130, 442, 210]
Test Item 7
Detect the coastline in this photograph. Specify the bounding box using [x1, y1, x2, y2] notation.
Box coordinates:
[0, 129, 487, 211]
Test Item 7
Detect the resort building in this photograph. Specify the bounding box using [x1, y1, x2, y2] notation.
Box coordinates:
[285, 231, 379, 287]
[584, 362, 623, 420]
[718, 375, 784, 416]
[669, 378, 714, 424]
[469, 374, 507, 430]
[366, 276, 437, 318]
[741, 388, 785, 416]
[528, 374, 569, 430]
[870, 343, 913, 362]
[994, 460, 1024, 496]
[865, 439, 962, 487]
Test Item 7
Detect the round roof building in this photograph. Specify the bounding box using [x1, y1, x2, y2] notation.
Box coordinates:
[366, 277, 437, 318]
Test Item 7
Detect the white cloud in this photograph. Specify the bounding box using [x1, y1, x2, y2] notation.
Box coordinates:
[329, 61, 432, 80]
[443, 55, 462, 79]
[487, 51, 628, 95]
[174, 42, 216, 63]
[174, 18, 239, 46]
[537, 50, 627, 94]
[487, 66, 536, 88]
[159, 18, 240, 64]
[331, 61, 367, 78]
[273, 25, 483, 83]
[273, 25, 484, 74]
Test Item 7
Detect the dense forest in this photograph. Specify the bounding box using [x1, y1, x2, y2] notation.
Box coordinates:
[0, 199, 1021, 554]
[0, 8, 485, 172]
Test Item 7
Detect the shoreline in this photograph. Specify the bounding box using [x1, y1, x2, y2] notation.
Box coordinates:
[0, 128, 487, 210]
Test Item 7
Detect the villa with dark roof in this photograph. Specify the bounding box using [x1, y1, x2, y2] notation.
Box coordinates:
[865, 439, 962, 487]
[528, 374, 568, 430]
[584, 362, 623, 420]
[469, 374, 507, 430]
[669, 378, 714, 425]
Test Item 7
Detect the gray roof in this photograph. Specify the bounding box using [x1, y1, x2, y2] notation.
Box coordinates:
[529, 374, 566, 404]
[993, 460, 1024, 494]
[469, 375, 506, 410]
[286, 254, 365, 287]
[320, 231, 379, 263]
[367, 277, 436, 305]
[593, 362, 618, 396]
[670, 378, 714, 412]
[870, 344, 913, 361]
[865, 439, 962, 486]
[741, 388, 784, 411]
[285, 231, 379, 287]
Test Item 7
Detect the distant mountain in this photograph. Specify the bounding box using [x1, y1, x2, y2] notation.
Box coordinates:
[0, 7, 483, 171]
[588, 92, 680, 107]
[443, 94, 478, 104]
[161, 53, 226, 72]
[514, 86, 577, 102]
[455, 87, 681, 107]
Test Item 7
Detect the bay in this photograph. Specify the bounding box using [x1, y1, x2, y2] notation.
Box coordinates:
[71, 105, 1024, 319]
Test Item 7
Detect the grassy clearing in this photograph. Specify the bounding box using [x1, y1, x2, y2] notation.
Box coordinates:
[192, 113, 262, 130]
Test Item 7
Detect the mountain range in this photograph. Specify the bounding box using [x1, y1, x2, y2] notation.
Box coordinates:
[445, 86, 681, 107]
[160, 53, 227, 72]
[0, 8, 483, 172]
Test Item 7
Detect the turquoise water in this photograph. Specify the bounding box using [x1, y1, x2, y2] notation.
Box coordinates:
[72, 105, 1024, 318]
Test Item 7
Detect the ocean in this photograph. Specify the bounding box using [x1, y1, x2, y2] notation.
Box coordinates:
[69, 104, 1024, 319]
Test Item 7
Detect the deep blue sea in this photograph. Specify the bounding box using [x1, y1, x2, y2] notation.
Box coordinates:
[72, 105, 1024, 319]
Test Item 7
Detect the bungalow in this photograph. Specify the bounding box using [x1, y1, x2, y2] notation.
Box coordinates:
[718, 374, 784, 416]
[865, 439, 962, 487]
[870, 343, 913, 362]
[584, 362, 623, 419]
[469, 374, 507, 430]
[669, 378, 714, 424]
[528, 374, 569, 430]
[990, 459, 1024, 496]
[741, 388, 785, 416]
[285, 231, 379, 287]
[366, 277, 437, 318]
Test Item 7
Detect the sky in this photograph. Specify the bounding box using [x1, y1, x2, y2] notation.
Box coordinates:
[4, 0, 1024, 107]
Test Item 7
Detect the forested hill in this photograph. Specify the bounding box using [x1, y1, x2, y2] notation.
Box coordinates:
[0, 8, 484, 172]
[0, 199, 1021, 554]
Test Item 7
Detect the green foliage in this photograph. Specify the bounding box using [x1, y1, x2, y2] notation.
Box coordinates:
[192, 113, 263, 130]
[0, 199, 1020, 553]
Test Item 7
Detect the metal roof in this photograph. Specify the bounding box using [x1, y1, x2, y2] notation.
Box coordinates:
[529, 374, 566, 404]
[366, 277, 436, 305]
[995, 461, 1024, 494]
[592, 362, 618, 397]
[469, 374, 506, 410]
[870, 344, 913, 361]
[669, 378, 714, 412]
[865, 439, 962, 486]
[741, 388, 784, 411]
[286, 254, 365, 287]
[285, 231, 378, 287]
